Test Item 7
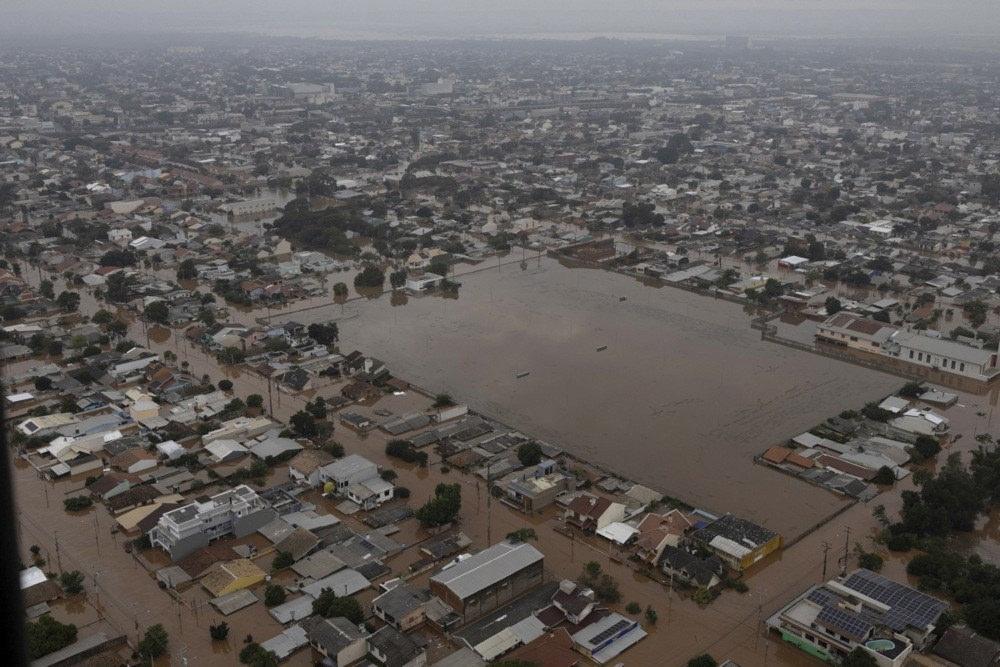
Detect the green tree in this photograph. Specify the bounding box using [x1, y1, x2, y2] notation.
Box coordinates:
[263, 584, 287, 607]
[428, 256, 450, 277]
[354, 265, 385, 289]
[246, 394, 264, 410]
[911, 435, 942, 461]
[506, 528, 537, 543]
[92, 309, 114, 325]
[217, 347, 246, 365]
[271, 551, 294, 571]
[59, 571, 84, 595]
[290, 410, 318, 438]
[39, 279, 54, 299]
[144, 300, 170, 324]
[333, 282, 348, 298]
[687, 656, 717, 667]
[842, 647, 878, 667]
[517, 442, 543, 467]
[415, 483, 461, 526]
[873, 466, 895, 485]
[26, 615, 77, 660]
[105, 272, 133, 303]
[63, 496, 93, 512]
[176, 258, 198, 280]
[390, 268, 408, 289]
[56, 291, 80, 312]
[239, 642, 279, 667]
[311, 589, 364, 623]
[307, 322, 339, 345]
[209, 622, 229, 640]
[824, 296, 842, 315]
[645, 606, 658, 625]
[433, 393, 454, 408]
[137, 624, 169, 661]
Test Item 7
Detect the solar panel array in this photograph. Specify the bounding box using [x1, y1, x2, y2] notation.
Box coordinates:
[806, 587, 837, 607]
[844, 569, 947, 631]
[589, 619, 633, 646]
[816, 605, 873, 642]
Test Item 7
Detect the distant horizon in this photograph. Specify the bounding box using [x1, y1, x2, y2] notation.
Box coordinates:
[4, 1, 1000, 42]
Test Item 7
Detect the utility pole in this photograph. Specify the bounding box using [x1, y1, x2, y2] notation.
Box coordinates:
[842, 526, 851, 576]
[267, 375, 274, 417]
[486, 460, 494, 545]
[821, 541, 830, 580]
[54, 532, 62, 572]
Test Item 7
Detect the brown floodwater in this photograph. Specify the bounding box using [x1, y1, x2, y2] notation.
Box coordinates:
[299, 257, 903, 540]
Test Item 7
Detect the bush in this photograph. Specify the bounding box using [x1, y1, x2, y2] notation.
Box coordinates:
[394, 487, 411, 499]
[857, 551, 884, 572]
[592, 574, 620, 603]
[899, 382, 925, 398]
[724, 578, 749, 593]
[687, 655, 717, 667]
[209, 622, 229, 640]
[218, 379, 233, 392]
[692, 587, 718, 605]
[506, 528, 537, 543]
[59, 571, 84, 595]
[625, 601, 642, 614]
[63, 496, 93, 512]
[645, 606, 658, 624]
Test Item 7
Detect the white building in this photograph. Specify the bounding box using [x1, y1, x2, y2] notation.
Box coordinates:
[884, 330, 999, 381]
[149, 485, 276, 560]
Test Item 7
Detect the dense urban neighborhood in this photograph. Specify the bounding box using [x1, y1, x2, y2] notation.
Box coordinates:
[3, 27, 1000, 667]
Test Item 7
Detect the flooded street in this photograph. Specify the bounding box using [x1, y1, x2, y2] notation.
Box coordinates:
[307, 258, 902, 540]
[14, 259, 1000, 666]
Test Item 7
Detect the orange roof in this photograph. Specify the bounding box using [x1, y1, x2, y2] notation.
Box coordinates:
[786, 452, 815, 469]
[762, 447, 791, 464]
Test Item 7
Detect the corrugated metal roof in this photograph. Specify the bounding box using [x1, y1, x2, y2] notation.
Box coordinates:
[431, 541, 543, 600]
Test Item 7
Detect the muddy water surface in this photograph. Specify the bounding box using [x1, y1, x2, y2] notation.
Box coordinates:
[309, 258, 904, 539]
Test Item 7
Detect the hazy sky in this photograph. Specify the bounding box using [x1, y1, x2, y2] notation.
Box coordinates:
[5, 1, 1000, 39]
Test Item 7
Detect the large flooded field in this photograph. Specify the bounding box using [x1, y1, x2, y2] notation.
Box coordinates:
[312, 259, 900, 538]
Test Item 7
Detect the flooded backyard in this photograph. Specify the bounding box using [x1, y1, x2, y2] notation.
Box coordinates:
[300, 258, 903, 539]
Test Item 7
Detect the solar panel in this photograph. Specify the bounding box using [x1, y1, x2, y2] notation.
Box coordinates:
[844, 570, 946, 631]
[816, 606, 872, 642]
[807, 588, 836, 607]
[589, 619, 632, 645]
